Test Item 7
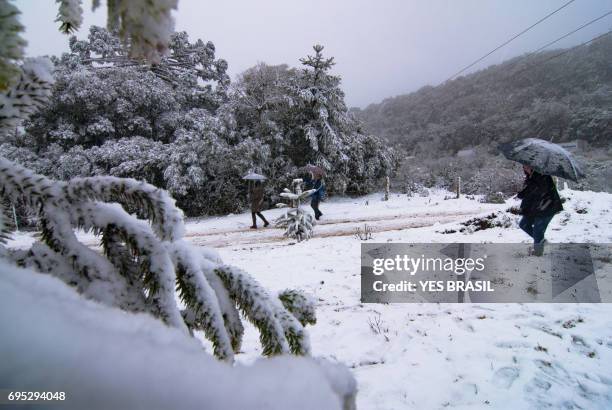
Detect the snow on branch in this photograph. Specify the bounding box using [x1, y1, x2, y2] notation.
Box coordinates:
[0, 58, 55, 132]
[39, 202, 148, 312]
[106, 0, 178, 63]
[215, 265, 313, 356]
[0, 0, 27, 91]
[55, 0, 84, 33]
[168, 240, 234, 361]
[70, 201, 186, 330]
[279, 289, 317, 326]
[0, 157, 316, 361]
[199, 256, 245, 352]
[65, 176, 185, 241]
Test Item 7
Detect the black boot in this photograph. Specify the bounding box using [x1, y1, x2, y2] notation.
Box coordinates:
[257, 212, 269, 227]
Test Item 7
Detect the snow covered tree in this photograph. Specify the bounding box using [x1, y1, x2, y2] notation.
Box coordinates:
[54, 0, 177, 62]
[0, 158, 315, 360]
[275, 178, 316, 241]
[63, 26, 230, 110]
[1, 25, 246, 216]
[24, 25, 229, 152]
[231, 48, 396, 198]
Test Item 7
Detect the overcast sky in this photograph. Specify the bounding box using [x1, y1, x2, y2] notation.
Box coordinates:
[16, 0, 612, 108]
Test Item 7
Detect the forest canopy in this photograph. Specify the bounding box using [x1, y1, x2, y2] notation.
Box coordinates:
[1, 27, 395, 217]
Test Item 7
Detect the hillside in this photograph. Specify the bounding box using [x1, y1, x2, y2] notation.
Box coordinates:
[356, 35, 612, 157]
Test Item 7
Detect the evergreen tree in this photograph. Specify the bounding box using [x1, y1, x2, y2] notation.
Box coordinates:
[275, 178, 316, 241]
[232, 46, 396, 197]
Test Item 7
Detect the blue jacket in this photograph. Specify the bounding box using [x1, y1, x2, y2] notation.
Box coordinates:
[309, 179, 324, 201]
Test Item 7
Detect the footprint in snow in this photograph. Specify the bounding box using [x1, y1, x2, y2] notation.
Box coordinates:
[492, 367, 520, 389]
[524, 377, 552, 398]
[495, 341, 532, 349]
[533, 359, 573, 389]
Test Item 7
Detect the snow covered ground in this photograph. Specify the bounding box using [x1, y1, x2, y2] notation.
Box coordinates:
[193, 189, 612, 409]
[7, 188, 612, 409]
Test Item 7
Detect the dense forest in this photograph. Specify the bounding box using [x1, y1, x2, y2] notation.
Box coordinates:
[0, 27, 395, 218]
[355, 34, 612, 195]
[356, 35, 612, 154]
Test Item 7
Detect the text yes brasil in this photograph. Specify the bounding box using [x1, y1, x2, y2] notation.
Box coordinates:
[371, 254, 494, 293]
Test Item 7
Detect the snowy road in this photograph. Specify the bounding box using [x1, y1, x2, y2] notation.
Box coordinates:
[186, 208, 492, 248]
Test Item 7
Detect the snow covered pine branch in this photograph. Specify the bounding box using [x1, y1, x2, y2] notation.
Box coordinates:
[0, 158, 317, 362]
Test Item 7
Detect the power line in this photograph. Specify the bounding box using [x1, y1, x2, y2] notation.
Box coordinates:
[527, 10, 612, 56]
[445, 0, 576, 82]
[521, 29, 612, 71]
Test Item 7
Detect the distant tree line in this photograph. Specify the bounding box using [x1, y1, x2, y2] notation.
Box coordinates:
[355, 35, 612, 195]
[357, 35, 612, 154]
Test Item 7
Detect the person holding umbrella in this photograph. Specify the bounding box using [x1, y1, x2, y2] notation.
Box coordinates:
[243, 172, 270, 229]
[303, 164, 326, 220]
[516, 164, 563, 255]
[499, 138, 584, 256]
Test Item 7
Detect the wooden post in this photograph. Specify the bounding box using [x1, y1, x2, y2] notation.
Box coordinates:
[456, 176, 461, 199]
[384, 176, 390, 201]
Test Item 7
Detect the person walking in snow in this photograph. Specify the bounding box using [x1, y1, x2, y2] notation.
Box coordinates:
[517, 164, 563, 256]
[305, 173, 325, 220]
[249, 180, 269, 229]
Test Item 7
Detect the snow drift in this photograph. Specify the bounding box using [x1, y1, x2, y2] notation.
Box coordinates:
[0, 261, 356, 410]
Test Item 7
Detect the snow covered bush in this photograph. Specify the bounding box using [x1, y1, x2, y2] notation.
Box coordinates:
[0, 158, 315, 361]
[464, 163, 524, 198]
[275, 178, 316, 241]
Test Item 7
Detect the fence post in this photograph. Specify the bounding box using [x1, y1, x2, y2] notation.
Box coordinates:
[456, 176, 461, 199]
[384, 176, 390, 201]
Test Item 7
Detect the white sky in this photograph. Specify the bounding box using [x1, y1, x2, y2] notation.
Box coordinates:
[16, 0, 612, 108]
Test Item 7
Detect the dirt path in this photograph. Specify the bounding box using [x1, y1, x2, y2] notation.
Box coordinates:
[188, 209, 487, 248]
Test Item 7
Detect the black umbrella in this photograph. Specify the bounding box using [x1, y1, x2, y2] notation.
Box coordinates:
[498, 138, 585, 182]
[303, 164, 326, 178]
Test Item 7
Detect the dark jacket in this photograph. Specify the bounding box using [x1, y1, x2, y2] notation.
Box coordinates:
[249, 183, 265, 213]
[307, 178, 324, 201]
[517, 172, 563, 217]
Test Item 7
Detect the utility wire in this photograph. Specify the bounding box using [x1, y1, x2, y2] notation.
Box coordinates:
[445, 0, 576, 81]
[522, 29, 612, 70]
[526, 10, 612, 56]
